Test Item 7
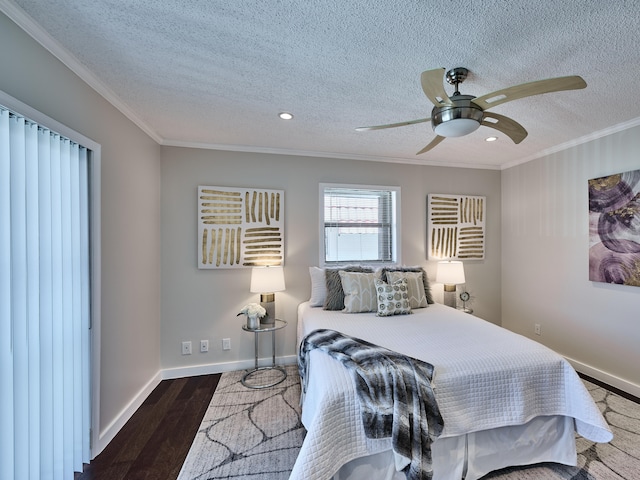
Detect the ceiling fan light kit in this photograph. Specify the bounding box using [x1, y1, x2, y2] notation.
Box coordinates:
[433, 116, 481, 137]
[356, 67, 587, 155]
[431, 94, 484, 137]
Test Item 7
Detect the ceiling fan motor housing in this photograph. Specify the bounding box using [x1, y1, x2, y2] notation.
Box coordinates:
[431, 94, 484, 137]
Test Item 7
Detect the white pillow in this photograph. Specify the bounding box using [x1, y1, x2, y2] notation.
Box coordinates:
[375, 278, 412, 317]
[308, 267, 326, 307]
[339, 271, 378, 313]
[386, 271, 428, 308]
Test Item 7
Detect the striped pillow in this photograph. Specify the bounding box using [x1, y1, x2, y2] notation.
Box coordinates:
[339, 271, 378, 313]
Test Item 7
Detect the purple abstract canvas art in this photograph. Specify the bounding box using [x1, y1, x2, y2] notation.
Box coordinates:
[588, 169, 640, 286]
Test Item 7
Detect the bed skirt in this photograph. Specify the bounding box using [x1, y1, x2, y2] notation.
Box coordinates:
[331, 415, 576, 480]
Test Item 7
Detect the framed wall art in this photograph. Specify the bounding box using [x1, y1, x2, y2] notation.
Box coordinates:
[198, 186, 284, 269]
[588, 169, 640, 286]
[428, 193, 485, 260]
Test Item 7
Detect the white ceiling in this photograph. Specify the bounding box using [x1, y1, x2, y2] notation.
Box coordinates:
[4, 0, 640, 169]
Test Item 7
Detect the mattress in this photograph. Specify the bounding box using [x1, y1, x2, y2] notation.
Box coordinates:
[291, 301, 612, 480]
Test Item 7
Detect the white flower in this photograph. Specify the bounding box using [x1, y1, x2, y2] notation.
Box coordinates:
[237, 303, 266, 318]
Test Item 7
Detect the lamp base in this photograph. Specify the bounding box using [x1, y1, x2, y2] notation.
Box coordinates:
[260, 293, 275, 325]
[443, 289, 457, 308]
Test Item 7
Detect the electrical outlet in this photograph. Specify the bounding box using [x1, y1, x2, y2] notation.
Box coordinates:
[534, 324, 541, 336]
[222, 338, 231, 350]
[182, 341, 192, 355]
[200, 340, 209, 353]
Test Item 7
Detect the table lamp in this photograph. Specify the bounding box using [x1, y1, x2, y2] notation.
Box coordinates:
[250, 266, 286, 325]
[436, 260, 465, 308]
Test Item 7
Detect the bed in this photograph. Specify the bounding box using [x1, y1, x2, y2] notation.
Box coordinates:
[291, 300, 612, 480]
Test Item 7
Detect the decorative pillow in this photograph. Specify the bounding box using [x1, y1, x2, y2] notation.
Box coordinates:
[375, 278, 412, 317]
[323, 266, 373, 310]
[339, 271, 378, 313]
[386, 271, 428, 309]
[308, 267, 326, 307]
[381, 266, 434, 304]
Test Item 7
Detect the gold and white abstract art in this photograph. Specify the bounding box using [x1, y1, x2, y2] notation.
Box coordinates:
[198, 186, 284, 269]
[428, 193, 485, 260]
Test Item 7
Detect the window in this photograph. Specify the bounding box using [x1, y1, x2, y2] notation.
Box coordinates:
[320, 184, 400, 265]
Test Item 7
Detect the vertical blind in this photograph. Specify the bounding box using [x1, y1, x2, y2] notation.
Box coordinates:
[0, 106, 91, 480]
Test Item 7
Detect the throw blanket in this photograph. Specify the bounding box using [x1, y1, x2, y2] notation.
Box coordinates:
[299, 329, 444, 480]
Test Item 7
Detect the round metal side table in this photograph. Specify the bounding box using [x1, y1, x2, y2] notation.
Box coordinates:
[241, 318, 287, 389]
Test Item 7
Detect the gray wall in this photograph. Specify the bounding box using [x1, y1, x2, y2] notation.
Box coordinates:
[160, 147, 502, 369]
[1, 12, 162, 445]
[502, 126, 640, 395]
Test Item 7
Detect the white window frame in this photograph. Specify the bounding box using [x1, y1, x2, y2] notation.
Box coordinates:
[319, 183, 401, 266]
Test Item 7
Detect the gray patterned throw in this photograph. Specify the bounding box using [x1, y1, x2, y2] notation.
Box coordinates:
[299, 329, 444, 480]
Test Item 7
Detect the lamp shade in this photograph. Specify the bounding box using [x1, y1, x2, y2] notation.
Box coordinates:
[250, 266, 286, 293]
[436, 261, 465, 285]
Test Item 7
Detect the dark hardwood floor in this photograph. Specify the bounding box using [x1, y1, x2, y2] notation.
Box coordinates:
[77, 374, 221, 480]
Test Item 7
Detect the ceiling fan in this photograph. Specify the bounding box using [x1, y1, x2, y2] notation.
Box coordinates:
[356, 67, 587, 155]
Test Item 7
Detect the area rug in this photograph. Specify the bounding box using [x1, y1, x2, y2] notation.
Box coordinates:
[179, 366, 640, 479]
[177, 364, 304, 480]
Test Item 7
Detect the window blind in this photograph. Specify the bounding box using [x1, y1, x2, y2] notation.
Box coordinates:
[0, 106, 90, 480]
[323, 186, 398, 264]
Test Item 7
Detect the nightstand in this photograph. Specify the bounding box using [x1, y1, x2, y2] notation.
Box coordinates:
[241, 318, 287, 389]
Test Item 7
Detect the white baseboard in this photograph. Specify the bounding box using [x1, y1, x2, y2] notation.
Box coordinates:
[93, 370, 163, 457]
[566, 356, 640, 398]
[162, 354, 297, 380]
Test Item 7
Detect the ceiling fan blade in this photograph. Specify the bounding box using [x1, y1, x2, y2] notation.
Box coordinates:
[481, 112, 528, 144]
[356, 117, 430, 131]
[472, 75, 587, 110]
[416, 135, 445, 155]
[421, 68, 453, 107]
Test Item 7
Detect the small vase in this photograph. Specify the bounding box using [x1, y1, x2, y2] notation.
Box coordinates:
[246, 314, 259, 330]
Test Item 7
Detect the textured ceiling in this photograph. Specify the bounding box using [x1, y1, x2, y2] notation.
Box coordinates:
[4, 0, 640, 169]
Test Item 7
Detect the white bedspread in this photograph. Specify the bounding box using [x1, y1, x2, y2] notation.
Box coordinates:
[291, 302, 612, 480]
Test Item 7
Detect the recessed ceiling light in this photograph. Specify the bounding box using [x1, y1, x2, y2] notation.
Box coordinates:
[278, 112, 293, 120]
[485, 136, 498, 142]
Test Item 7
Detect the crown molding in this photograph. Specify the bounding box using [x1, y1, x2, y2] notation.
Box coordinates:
[161, 139, 502, 170]
[501, 115, 640, 170]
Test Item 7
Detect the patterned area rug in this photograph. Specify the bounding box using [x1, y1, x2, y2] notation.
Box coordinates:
[177, 365, 304, 480]
[178, 366, 639, 479]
